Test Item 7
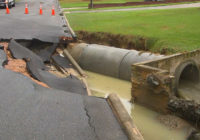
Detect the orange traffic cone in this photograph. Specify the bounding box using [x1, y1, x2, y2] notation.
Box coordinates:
[25, 3, 29, 14]
[51, 5, 55, 16]
[39, 4, 43, 15]
[6, 4, 10, 14]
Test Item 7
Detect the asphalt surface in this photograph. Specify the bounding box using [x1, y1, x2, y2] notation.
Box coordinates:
[52, 54, 74, 68]
[37, 43, 58, 62]
[0, 0, 71, 42]
[66, 2, 200, 13]
[0, 44, 128, 140]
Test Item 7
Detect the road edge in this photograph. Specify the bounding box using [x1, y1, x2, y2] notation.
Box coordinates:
[107, 94, 144, 140]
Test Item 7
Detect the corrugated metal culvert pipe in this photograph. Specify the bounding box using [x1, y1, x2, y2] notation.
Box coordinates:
[68, 43, 164, 81]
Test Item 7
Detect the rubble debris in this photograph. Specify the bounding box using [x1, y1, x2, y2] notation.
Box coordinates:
[37, 43, 58, 63]
[8, 39, 45, 70]
[168, 97, 200, 127]
[52, 54, 73, 69]
[7, 40, 87, 95]
[0, 42, 48, 88]
[47, 64, 67, 78]
[187, 130, 200, 140]
[37, 70, 88, 95]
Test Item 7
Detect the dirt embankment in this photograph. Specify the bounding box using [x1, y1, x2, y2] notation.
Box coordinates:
[77, 30, 155, 50]
[76, 31, 173, 54]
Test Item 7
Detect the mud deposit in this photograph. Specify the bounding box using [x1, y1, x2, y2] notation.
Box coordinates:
[86, 71, 193, 140]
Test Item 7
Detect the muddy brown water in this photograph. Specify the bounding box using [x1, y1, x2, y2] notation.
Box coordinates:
[86, 71, 192, 140]
[178, 81, 200, 103]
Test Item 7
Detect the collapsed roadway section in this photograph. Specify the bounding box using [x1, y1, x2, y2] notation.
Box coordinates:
[0, 0, 144, 139]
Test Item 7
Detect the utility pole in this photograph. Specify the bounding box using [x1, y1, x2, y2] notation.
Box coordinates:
[90, 0, 93, 9]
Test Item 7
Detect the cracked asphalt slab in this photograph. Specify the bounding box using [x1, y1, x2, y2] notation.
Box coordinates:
[0, 45, 128, 140]
[0, 0, 71, 43]
[8, 39, 88, 95]
[52, 54, 74, 68]
[37, 43, 58, 62]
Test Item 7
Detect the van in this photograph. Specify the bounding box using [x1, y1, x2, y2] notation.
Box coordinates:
[0, 0, 15, 8]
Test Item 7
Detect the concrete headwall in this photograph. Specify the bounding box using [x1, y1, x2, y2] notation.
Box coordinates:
[131, 49, 200, 113]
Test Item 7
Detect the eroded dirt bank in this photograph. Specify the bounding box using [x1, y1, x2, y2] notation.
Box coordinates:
[76, 30, 176, 54]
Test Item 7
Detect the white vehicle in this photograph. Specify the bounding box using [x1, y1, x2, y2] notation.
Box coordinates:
[0, 0, 15, 8]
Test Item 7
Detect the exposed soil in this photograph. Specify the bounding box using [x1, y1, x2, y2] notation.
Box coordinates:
[0, 42, 48, 88]
[77, 30, 153, 50]
[76, 30, 173, 54]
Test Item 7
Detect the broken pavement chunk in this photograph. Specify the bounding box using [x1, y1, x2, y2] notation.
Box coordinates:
[8, 39, 45, 70]
[52, 54, 73, 69]
[37, 43, 58, 63]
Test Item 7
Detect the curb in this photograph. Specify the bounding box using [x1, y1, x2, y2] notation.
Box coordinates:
[107, 94, 144, 140]
[63, 13, 77, 39]
[58, 0, 77, 40]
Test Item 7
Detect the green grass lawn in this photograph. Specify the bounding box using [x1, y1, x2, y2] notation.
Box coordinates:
[67, 8, 200, 53]
[59, 0, 143, 8]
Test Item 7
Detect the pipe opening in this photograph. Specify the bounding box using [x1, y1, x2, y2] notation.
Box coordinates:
[179, 64, 199, 86]
[177, 63, 200, 101]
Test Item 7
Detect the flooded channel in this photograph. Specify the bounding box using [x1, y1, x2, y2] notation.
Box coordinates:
[178, 81, 200, 103]
[85, 71, 192, 140]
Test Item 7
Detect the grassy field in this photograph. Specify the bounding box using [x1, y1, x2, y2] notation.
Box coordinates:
[63, 1, 200, 11]
[59, 0, 143, 8]
[67, 8, 200, 53]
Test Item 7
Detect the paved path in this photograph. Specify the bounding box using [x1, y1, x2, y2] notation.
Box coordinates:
[62, 7, 88, 10]
[66, 2, 200, 13]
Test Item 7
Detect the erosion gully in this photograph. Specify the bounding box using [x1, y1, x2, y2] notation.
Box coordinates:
[85, 71, 193, 140]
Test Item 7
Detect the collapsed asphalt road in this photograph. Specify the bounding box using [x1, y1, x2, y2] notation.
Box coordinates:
[8, 39, 88, 95]
[0, 42, 128, 140]
[0, 0, 134, 138]
[0, 0, 71, 43]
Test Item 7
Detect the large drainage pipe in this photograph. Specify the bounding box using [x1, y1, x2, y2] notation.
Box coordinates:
[67, 43, 164, 81]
